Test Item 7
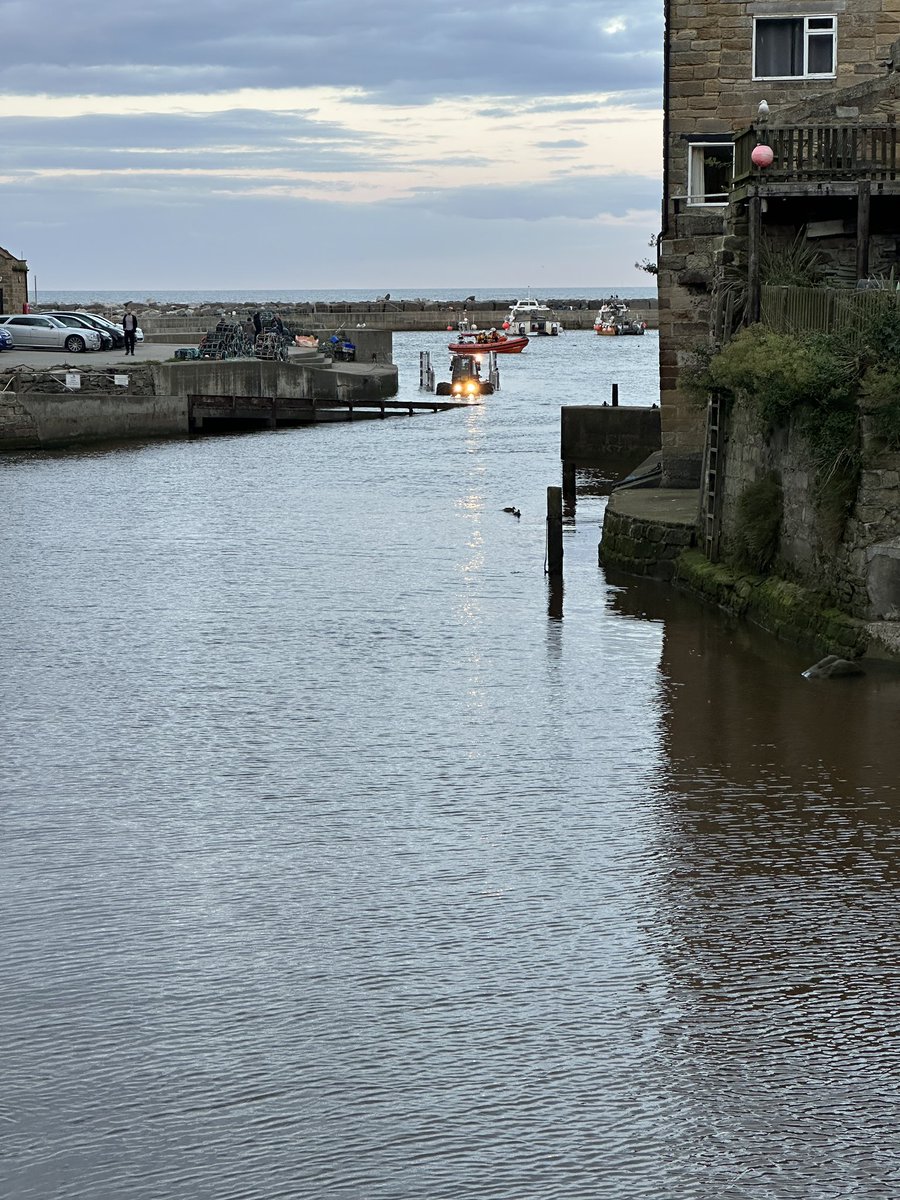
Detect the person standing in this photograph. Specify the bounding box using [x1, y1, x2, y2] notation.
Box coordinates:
[122, 307, 138, 356]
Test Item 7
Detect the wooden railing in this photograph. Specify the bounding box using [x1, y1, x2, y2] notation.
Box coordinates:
[734, 124, 900, 185]
[760, 284, 900, 338]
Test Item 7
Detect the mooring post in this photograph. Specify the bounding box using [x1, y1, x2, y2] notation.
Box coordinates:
[546, 486, 563, 576]
[611, 383, 619, 407]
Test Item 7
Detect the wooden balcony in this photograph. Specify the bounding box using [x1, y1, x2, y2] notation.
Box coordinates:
[733, 124, 900, 194]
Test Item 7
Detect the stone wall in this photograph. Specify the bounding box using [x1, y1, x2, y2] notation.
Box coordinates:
[718, 399, 900, 623]
[0, 246, 28, 316]
[599, 502, 697, 580]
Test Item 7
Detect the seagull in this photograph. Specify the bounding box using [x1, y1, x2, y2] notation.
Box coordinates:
[758, 99, 770, 117]
[502, 507, 521, 518]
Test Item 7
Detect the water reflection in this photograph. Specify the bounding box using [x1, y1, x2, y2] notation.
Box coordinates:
[607, 570, 900, 1197]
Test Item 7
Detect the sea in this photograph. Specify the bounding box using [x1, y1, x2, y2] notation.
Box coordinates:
[3, 327, 898, 1200]
[34, 286, 657, 307]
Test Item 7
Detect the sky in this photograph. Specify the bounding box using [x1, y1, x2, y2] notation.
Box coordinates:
[0, 0, 664, 291]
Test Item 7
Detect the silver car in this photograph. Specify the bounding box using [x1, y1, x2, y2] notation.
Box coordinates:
[0, 314, 103, 353]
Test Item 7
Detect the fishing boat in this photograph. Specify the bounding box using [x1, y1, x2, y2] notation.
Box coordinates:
[594, 298, 646, 336]
[448, 330, 528, 355]
[503, 297, 563, 336]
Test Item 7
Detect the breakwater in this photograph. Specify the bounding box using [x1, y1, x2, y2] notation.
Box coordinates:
[36, 297, 659, 342]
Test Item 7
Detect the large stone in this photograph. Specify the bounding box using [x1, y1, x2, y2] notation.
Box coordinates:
[867, 541, 900, 620]
[802, 655, 865, 679]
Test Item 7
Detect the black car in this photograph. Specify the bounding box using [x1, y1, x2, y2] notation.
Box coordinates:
[45, 311, 124, 350]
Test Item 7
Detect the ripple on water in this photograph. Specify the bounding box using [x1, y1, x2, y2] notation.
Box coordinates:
[2, 333, 899, 1198]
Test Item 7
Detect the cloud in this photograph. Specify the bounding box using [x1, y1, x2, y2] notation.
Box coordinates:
[0, 0, 662, 102]
[0, 0, 665, 287]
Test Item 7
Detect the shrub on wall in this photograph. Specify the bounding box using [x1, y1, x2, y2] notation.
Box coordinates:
[732, 474, 783, 571]
[702, 328, 857, 430]
[860, 366, 900, 451]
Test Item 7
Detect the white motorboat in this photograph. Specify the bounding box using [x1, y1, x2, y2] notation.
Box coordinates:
[503, 297, 563, 336]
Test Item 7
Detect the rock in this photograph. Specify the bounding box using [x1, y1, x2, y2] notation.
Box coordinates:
[802, 655, 865, 679]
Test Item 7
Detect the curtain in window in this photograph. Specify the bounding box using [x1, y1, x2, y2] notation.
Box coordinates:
[756, 19, 804, 76]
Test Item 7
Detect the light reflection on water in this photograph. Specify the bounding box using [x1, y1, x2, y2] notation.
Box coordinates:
[1, 332, 898, 1199]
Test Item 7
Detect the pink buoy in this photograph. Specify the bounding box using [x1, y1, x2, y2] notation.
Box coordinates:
[502, 321, 510, 330]
[751, 144, 774, 168]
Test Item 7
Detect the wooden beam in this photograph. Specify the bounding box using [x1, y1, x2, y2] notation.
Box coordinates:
[747, 192, 761, 325]
[857, 181, 871, 281]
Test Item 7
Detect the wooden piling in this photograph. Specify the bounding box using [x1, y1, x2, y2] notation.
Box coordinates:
[546, 486, 563, 576]
[611, 383, 619, 407]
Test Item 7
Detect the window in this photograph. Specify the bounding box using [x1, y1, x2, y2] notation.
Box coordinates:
[754, 16, 836, 79]
[687, 143, 734, 205]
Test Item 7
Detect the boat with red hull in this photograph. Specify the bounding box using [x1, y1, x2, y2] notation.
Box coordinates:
[448, 332, 529, 355]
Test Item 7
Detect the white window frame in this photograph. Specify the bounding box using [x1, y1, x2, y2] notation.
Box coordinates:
[686, 142, 734, 206]
[752, 15, 837, 81]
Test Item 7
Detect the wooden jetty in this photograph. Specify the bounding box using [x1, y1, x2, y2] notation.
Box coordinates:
[187, 392, 471, 434]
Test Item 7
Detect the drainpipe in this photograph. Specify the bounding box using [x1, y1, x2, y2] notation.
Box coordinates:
[660, 0, 671, 243]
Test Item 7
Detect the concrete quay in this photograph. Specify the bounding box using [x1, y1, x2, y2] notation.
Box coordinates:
[0, 336, 402, 451]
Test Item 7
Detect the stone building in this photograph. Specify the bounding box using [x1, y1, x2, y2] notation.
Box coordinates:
[0, 246, 29, 316]
[658, 0, 900, 487]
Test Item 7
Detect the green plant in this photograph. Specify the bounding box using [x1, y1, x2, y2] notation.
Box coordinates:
[635, 234, 659, 276]
[732, 475, 783, 571]
[760, 229, 824, 287]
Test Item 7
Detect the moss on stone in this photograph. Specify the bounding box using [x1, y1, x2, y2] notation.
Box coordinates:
[674, 548, 867, 657]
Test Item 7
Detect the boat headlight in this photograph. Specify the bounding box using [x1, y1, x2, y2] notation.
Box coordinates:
[452, 383, 462, 394]
[466, 382, 477, 394]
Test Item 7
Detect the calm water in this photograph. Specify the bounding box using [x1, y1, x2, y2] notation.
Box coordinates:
[2, 332, 898, 1200]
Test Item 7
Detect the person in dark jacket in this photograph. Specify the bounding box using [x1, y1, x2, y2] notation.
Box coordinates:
[252, 311, 262, 337]
[122, 307, 138, 356]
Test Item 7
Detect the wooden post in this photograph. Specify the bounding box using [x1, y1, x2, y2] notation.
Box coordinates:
[611, 383, 619, 407]
[857, 181, 871, 282]
[546, 486, 563, 576]
[747, 192, 761, 324]
[562, 461, 576, 508]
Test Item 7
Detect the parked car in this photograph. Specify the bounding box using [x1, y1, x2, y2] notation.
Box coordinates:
[44, 312, 115, 350]
[79, 311, 143, 345]
[0, 314, 102, 352]
[0, 326, 13, 351]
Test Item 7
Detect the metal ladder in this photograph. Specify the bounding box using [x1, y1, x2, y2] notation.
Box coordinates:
[703, 391, 725, 558]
